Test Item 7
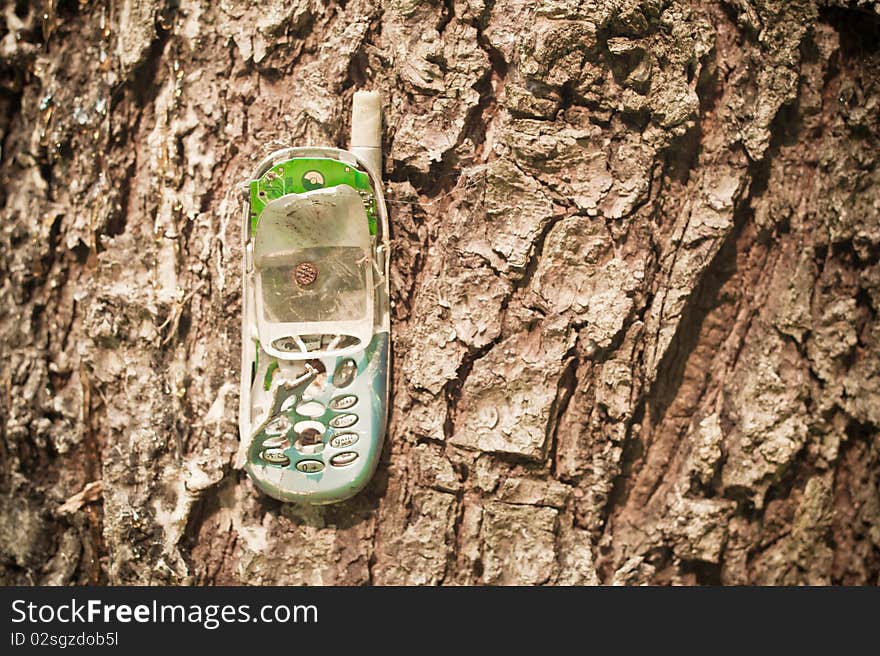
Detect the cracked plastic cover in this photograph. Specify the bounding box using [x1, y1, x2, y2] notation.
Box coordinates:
[254, 185, 373, 356]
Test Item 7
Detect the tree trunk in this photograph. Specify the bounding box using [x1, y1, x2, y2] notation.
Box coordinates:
[2, 0, 879, 586]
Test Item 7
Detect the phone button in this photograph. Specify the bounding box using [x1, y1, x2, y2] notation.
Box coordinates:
[330, 452, 358, 467]
[264, 415, 291, 436]
[334, 359, 357, 388]
[296, 441, 324, 455]
[330, 433, 359, 448]
[294, 420, 325, 435]
[329, 413, 358, 429]
[262, 435, 290, 449]
[260, 449, 290, 466]
[296, 401, 325, 417]
[330, 395, 357, 410]
[296, 460, 325, 473]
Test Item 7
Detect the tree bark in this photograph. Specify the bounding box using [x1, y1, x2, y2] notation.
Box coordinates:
[1, 0, 879, 585]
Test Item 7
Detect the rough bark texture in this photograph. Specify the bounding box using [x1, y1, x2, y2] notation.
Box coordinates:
[1, 0, 879, 585]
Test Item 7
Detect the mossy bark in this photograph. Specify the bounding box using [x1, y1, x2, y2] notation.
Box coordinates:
[1, 0, 879, 585]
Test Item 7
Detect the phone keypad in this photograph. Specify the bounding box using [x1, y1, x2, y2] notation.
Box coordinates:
[273, 359, 366, 475]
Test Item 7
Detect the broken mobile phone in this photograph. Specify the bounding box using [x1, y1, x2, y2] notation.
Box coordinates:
[238, 92, 390, 504]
